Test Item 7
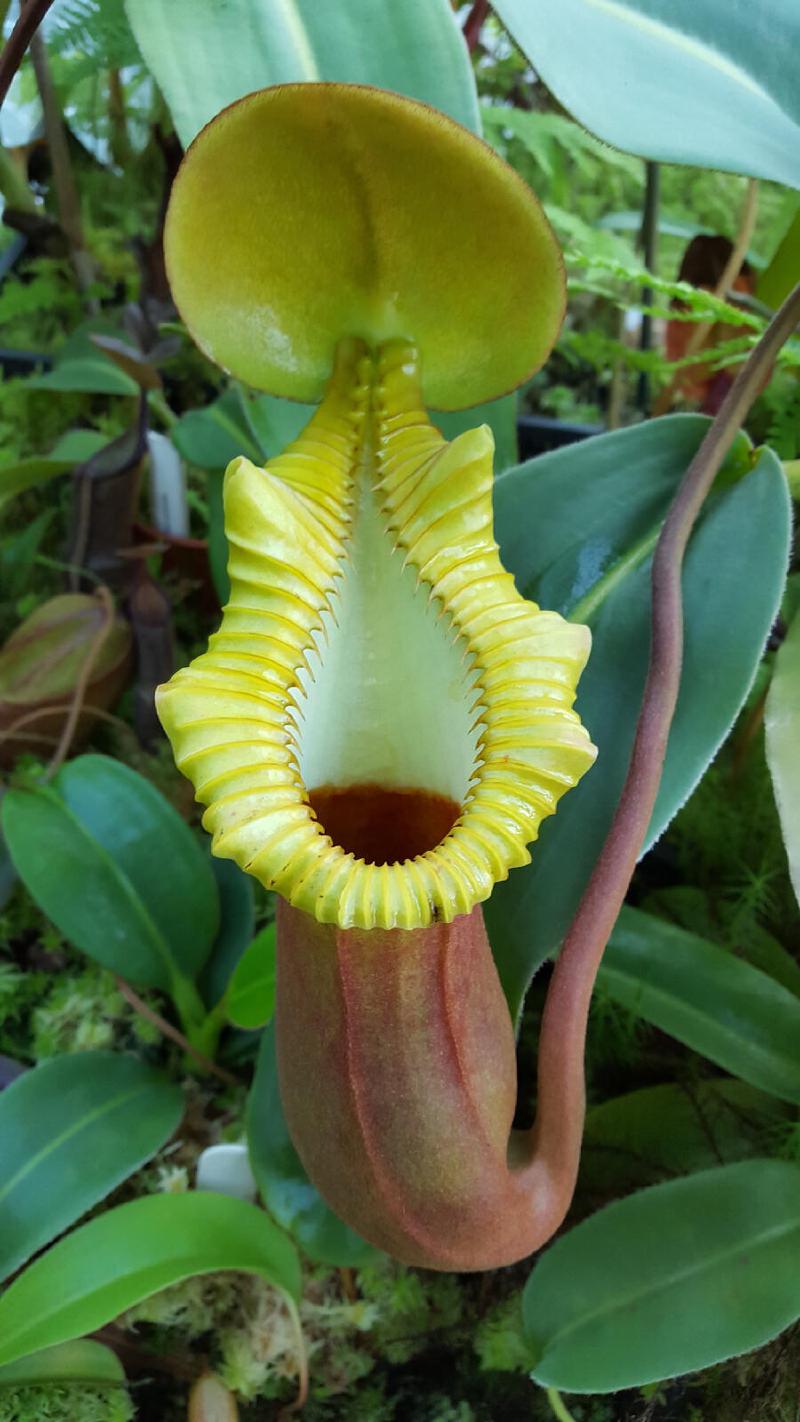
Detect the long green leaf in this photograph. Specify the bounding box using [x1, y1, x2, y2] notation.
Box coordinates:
[0, 1192, 301, 1369]
[0, 1341, 124, 1388]
[523, 1159, 800, 1391]
[598, 906, 800, 1103]
[759, 204, 800, 309]
[171, 389, 263, 470]
[2, 757, 219, 992]
[581, 1079, 792, 1196]
[487, 427, 790, 1017]
[199, 857, 255, 1009]
[125, 0, 479, 146]
[0, 1052, 183, 1283]
[26, 356, 139, 396]
[247, 1026, 378, 1267]
[0, 456, 76, 513]
[226, 924, 276, 1030]
[765, 608, 800, 907]
[492, 0, 800, 189]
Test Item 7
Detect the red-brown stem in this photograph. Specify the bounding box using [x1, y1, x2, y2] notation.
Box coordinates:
[45, 586, 114, 780]
[463, 0, 490, 52]
[113, 975, 239, 1088]
[0, 0, 56, 112]
[530, 279, 800, 1215]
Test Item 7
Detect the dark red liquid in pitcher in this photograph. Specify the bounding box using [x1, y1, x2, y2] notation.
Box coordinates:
[308, 783, 461, 864]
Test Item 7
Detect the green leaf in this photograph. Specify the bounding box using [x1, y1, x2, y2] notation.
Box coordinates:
[0, 1340, 124, 1388]
[125, 0, 479, 146]
[0, 431, 114, 512]
[492, 0, 800, 189]
[437, 394, 518, 474]
[581, 1079, 792, 1197]
[597, 906, 800, 1103]
[0, 1051, 183, 1283]
[0, 456, 76, 513]
[0, 1191, 302, 1369]
[487, 425, 791, 1017]
[247, 1026, 378, 1267]
[239, 390, 314, 461]
[0, 510, 53, 600]
[26, 356, 139, 396]
[759, 203, 800, 309]
[2, 756, 219, 993]
[49, 429, 109, 463]
[765, 608, 800, 907]
[199, 856, 255, 1009]
[171, 389, 263, 470]
[226, 924, 276, 1030]
[523, 1159, 800, 1391]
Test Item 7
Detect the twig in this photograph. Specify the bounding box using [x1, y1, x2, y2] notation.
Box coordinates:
[0, 0, 57, 113]
[0, 703, 126, 754]
[113, 975, 239, 1087]
[531, 280, 800, 1226]
[654, 177, 759, 415]
[45, 585, 115, 780]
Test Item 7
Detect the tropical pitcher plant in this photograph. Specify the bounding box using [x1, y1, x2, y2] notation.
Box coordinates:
[158, 83, 597, 1270]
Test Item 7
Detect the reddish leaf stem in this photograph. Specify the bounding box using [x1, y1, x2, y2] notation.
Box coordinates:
[0, 0, 57, 112]
[113, 975, 239, 1088]
[533, 279, 800, 1201]
[463, 0, 490, 52]
[45, 585, 115, 780]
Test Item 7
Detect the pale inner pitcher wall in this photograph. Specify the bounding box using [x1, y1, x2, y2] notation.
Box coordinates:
[290, 469, 481, 808]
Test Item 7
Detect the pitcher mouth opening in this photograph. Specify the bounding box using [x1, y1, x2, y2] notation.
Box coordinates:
[307, 783, 462, 865]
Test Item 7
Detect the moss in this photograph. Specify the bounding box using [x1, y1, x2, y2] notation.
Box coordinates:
[473, 1295, 537, 1374]
[32, 965, 158, 1059]
[0, 1384, 133, 1422]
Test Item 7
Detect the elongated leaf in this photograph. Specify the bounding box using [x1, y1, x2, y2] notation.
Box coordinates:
[765, 609, 800, 907]
[581, 1079, 792, 1196]
[247, 1027, 378, 1267]
[523, 1159, 800, 1391]
[2, 756, 219, 991]
[49, 429, 109, 463]
[597, 906, 800, 1103]
[760, 207, 800, 311]
[199, 857, 255, 1009]
[493, 0, 800, 189]
[0, 456, 76, 512]
[125, 0, 479, 146]
[49, 756, 219, 981]
[0, 510, 53, 601]
[226, 924, 276, 1030]
[0, 1052, 183, 1283]
[0, 1340, 124, 1387]
[487, 427, 790, 1017]
[171, 390, 263, 470]
[0, 1192, 302, 1369]
[27, 356, 139, 396]
[437, 394, 518, 473]
[239, 390, 315, 461]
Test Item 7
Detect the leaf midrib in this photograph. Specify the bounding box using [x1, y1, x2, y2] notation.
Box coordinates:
[534, 1212, 800, 1361]
[29, 784, 181, 990]
[599, 959, 800, 1095]
[0, 1083, 146, 1213]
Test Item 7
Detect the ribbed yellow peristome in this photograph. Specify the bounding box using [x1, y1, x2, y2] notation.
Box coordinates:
[156, 339, 597, 930]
